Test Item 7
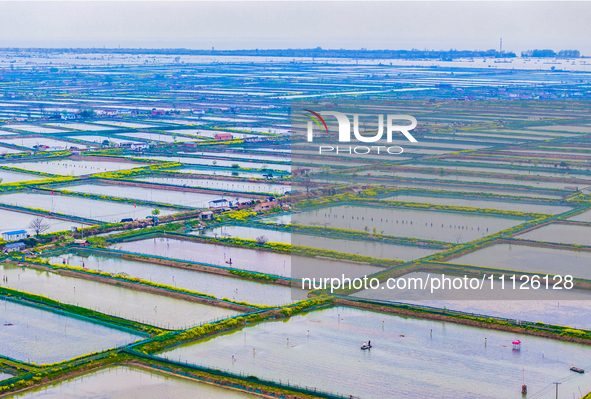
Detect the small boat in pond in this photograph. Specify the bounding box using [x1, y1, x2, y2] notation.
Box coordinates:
[361, 342, 372, 350]
[570, 366, 585, 374]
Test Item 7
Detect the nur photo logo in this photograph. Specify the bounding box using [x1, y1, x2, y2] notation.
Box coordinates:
[303, 108, 418, 155]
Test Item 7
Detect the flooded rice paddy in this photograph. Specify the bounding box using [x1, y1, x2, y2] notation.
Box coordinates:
[0, 264, 240, 329]
[0, 299, 143, 364]
[159, 306, 591, 399]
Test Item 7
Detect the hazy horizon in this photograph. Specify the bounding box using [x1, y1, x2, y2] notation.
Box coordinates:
[0, 2, 589, 55]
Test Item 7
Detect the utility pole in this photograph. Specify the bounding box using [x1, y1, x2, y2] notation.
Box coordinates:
[553, 382, 561, 399]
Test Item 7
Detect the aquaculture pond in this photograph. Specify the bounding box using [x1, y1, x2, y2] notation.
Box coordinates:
[323, 177, 566, 199]
[353, 271, 591, 329]
[0, 138, 86, 150]
[168, 129, 257, 140]
[0, 372, 13, 382]
[516, 223, 591, 246]
[0, 170, 45, 184]
[66, 135, 142, 144]
[450, 244, 591, 280]
[0, 264, 240, 330]
[0, 146, 21, 155]
[113, 237, 382, 279]
[63, 183, 247, 208]
[174, 168, 274, 179]
[404, 163, 591, 181]
[136, 176, 289, 194]
[47, 122, 116, 131]
[1, 125, 68, 134]
[0, 192, 177, 223]
[3, 160, 147, 176]
[158, 306, 591, 399]
[46, 252, 304, 305]
[197, 225, 440, 261]
[4, 366, 257, 399]
[117, 132, 195, 143]
[96, 121, 156, 129]
[355, 170, 576, 190]
[297, 205, 525, 243]
[197, 150, 290, 163]
[257, 213, 292, 224]
[0, 299, 143, 364]
[0, 208, 79, 235]
[569, 209, 591, 223]
[384, 194, 572, 215]
[138, 155, 291, 171]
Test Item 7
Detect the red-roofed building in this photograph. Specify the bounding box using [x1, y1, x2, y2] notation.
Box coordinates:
[255, 201, 278, 212]
[214, 133, 233, 141]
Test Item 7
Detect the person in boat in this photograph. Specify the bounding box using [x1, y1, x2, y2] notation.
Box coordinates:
[363, 342, 367, 347]
[368, 340, 371, 347]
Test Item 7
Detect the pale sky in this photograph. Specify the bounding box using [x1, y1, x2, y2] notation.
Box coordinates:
[0, 2, 589, 54]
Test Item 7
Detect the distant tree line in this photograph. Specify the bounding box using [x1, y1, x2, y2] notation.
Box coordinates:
[521, 49, 580, 58]
[1, 47, 517, 60]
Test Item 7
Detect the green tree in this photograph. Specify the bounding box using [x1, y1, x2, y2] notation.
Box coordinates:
[152, 208, 161, 216]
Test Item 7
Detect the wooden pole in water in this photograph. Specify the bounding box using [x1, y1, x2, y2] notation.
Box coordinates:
[554, 382, 561, 399]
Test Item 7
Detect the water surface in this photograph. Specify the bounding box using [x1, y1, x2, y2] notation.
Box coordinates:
[0, 299, 143, 364]
[159, 306, 591, 399]
[5, 366, 256, 398]
[0, 264, 239, 329]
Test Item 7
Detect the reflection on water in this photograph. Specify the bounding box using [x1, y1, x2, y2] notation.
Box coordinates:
[47, 252, 302, 306]
[63, 183, 247, 208]
[517, 224, 591, 246]
[0, 192, 176, 223]
[386, 194, 572, 215]
[0, 265, 239, 329]
[451, 244, 591, 280]
[0, 209, 75, 235]
[0, 299, 143, 364]
[5, 366, 256, 398]
[2, 160, 144, 176]
[160, 307, 591, 399]
[354, 272, 591, 329]
[298, 205, 524, 243]
[114, 237, 292, 276]
[114, 237, 382, 279]
[198, 225, 440, 261]
[137, 176, 289, 194]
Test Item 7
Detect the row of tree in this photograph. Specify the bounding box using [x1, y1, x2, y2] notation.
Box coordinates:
[521, 49, 581, 58]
